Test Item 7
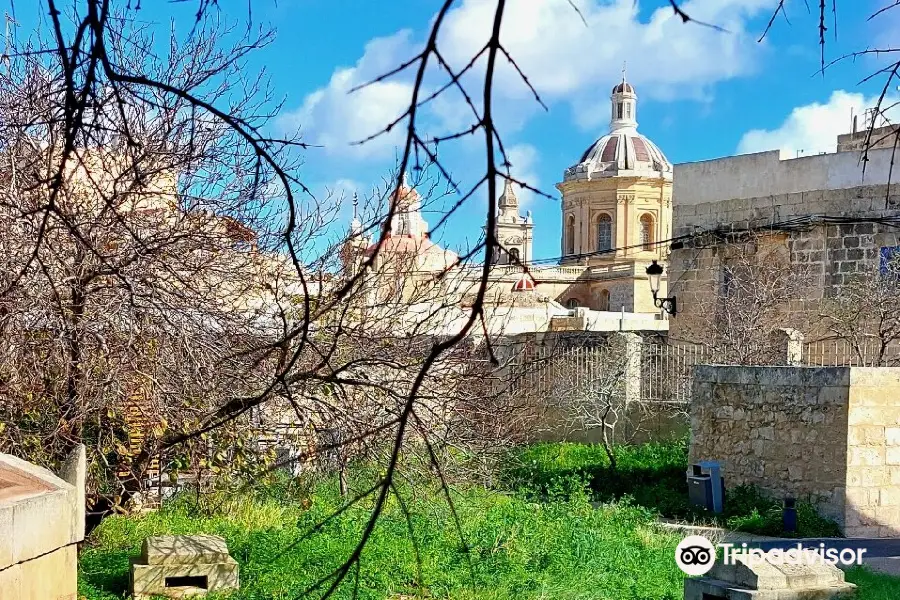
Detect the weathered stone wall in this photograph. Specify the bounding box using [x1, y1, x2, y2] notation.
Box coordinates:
[690, 366, 851, 526]
[673, 147, 898, 208]
[690, 366, 900, 537]
[668, 184, 900, 342]
[672, 184, 900, 238]
[0, 446, 85, 600]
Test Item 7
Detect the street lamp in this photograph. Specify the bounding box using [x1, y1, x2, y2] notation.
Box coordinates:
[645, 260, 676, 316]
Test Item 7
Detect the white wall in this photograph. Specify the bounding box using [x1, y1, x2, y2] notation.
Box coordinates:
[674, 146, 898, 206]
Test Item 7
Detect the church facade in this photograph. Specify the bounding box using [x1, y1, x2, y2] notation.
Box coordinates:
[343, 75, 673, 334]
[551, 76, 673, 312]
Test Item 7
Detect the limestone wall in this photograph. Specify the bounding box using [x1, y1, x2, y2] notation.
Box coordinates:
[690, 366, 851, 525]
[673, 146, 898, 208]
[690, 366, 900, 537]
[668, 184, 900, 342]
[671, 183, 900, 237]
[845, 368, 900, 537]
[0, 446, 85, 600]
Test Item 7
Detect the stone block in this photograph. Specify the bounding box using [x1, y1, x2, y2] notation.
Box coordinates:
[880, 487, 900, 507]
[887, 427, 900, 446]
[686, 552, 855, 600]
[847, 466, 887, 488]
[58, 444, 86, 542]
[10, 488, 76, 565]
[0, 563, 21, 600]
[887, 447, 900, 466]
[131, 535, 239, 599]
[848, 425, 885, 445]
[876, 506, 900, 524]
[0, 451, 84, 599]
[846, 487, 874, 508]
[848, 446, 884, 467]
[0, 503, 12, 570]
[15, 545, 77, 600]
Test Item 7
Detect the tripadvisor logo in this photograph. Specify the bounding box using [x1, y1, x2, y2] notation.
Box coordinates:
[675, 535, 869, 577]
[675, 536, 716, 576]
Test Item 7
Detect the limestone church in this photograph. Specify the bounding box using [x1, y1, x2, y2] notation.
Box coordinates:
[343, 73, 673, 327]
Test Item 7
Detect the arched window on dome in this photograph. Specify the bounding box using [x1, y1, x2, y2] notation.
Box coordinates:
[566, 298, 579, 309]
[597, 289, 610, 311]
[639, 213, 654, 251]
[565, 214, 575, 255]
[596, 213, 612, 252]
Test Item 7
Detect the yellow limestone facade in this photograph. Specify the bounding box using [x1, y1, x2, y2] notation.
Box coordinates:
[553, 75, 673, 312]
[342, 75, 674, 331]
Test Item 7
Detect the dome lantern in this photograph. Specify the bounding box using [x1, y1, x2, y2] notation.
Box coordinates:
[610, 63, 637, 132]
[562, 67, 672, 182]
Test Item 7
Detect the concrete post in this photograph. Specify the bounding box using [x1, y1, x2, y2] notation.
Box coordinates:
[616, 332, 643, 407]
[772, 327, 805, 366]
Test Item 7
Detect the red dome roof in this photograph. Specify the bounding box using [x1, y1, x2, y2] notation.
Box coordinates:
[512, 274, 536, 292]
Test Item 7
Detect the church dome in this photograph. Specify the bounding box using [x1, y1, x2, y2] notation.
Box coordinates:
[611, 81, 634, 95]
[563, 75, 672, 182]
[565, 130, 672, 181]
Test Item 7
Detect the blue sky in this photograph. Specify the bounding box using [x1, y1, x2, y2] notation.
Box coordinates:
[19, 1, 900, 261]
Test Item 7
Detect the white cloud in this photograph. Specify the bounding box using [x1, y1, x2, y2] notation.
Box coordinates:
[277, 31, 417, 159]
[736, 90, 899, 157]
[437, 0, 774, 129]
[286, 0, 774, 162]
[502, 143, 541, 207]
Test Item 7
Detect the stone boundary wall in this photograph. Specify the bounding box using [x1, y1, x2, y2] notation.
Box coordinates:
[672, 183, 900, 237]
[0, 446, 85, 600]
[674, 146, 897, 207]
[690, 366, 852, 526]
[690, 366, 900, 538]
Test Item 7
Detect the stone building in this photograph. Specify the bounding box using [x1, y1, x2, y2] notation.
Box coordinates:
[341, 172, 668, 337]
[554, 74, 673, 312]
[667, 131, 900, 344]
[492, 180, 534, 266]
[341, 75, 675, 337]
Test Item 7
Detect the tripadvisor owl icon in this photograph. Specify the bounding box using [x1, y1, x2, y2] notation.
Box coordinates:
[675, 535, 716, 576]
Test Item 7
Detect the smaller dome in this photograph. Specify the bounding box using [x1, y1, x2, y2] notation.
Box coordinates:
[612, 82, 635, 95]
[512, 274, 536, 292]
[365, 235, 458, 272]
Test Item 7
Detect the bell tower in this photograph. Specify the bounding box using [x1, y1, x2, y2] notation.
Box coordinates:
[493, 179, 533, 266]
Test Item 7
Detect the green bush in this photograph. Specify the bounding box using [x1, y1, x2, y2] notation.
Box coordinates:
[502, 440, 842, 538]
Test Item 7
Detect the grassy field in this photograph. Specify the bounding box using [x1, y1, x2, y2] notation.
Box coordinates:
[77, 441, 900, 599]
[503, 439, 843, 537]
[79, 482, 686, 599]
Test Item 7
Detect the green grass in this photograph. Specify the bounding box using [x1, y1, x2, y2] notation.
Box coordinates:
[78, 477, 686, 600]
[502, 439, 842, 538]
[77, 441, 900, 599]
[846, 567, 900, 600]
